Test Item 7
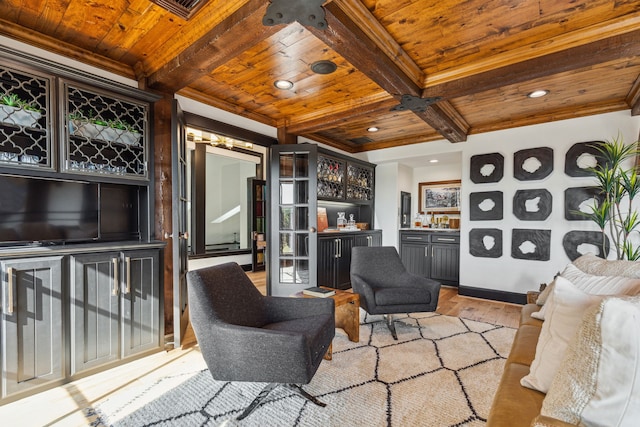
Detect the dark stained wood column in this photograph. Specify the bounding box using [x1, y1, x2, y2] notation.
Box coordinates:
[153, 94, 174, 337]
[277, 126, 297, 145]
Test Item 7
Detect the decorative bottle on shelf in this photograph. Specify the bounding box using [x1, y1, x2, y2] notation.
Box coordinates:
[414, 213, 423, 228]
[337, 212, 346, 229]
[347, 214, 356, 230]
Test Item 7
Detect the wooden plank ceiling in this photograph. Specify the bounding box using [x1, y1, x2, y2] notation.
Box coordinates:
[1, 0, 639, 152]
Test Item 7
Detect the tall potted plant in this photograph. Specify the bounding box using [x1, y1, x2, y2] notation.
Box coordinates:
[586, 136, 640, 260]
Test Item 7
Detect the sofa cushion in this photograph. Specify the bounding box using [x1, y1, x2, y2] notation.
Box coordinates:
[538, 296, 640, 426]
[487, 362, 546, 427]
[521, 304, 544, 327]
[507, 324, 543, 367]
[521, 276, 605, 393]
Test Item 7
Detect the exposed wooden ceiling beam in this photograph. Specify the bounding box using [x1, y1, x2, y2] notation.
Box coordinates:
[628, 74, 640, 116]
[147, 0, 278, 93]
[306, 1, 468, 143]
[423, 29, 640, 100]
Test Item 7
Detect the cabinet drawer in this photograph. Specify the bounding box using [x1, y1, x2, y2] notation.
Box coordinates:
[431, 234, 460, 244]
[400, 233, 429, 243]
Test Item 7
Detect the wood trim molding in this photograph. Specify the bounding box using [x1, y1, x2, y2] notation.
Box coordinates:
[423, 28, 640, 100]
[0, 18, 136, 80]
[423, 15, 640, 88]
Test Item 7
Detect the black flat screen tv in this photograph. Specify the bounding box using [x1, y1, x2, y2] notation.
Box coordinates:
[0, 175, 99, 245]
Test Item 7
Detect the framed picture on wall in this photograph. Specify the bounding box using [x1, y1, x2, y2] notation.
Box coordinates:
[419, 179, 461, 213]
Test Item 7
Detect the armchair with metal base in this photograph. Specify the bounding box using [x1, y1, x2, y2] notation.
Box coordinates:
[350, 246, 441, 340]
[186, 262, 335, 420]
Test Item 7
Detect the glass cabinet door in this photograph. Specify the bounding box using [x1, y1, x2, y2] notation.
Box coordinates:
[268, 144, 317, 296]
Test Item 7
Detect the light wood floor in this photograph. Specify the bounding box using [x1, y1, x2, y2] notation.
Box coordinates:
[0, 272, 520, 426]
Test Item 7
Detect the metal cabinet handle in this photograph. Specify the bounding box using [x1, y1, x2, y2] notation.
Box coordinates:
[125, 257, 131, 295]
[6, 267, 14, 315]
[425, 247, 429, 258]
[334, 239, 339, 258]
[406, 236, 423, 240]
[112, 258, 119, 296]
[437, 238, 456, 242]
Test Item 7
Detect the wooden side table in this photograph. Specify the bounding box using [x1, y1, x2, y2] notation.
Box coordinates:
[295, 287, 360, 360]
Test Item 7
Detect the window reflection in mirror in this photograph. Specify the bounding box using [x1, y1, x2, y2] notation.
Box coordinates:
[186, 127, 265, 256]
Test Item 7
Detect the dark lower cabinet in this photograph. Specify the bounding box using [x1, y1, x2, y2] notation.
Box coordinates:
[399, 230, 460, 286]
[0, 243, 163, 404]
[0, 256, 65, 399]
[70, 249, 160, 375]
[318, 230, 382, 290]
[121, 249, 161, 357]
[71, 252, 121, 374]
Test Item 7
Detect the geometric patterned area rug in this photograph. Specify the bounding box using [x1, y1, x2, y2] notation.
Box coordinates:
[87, 311, 515, 427]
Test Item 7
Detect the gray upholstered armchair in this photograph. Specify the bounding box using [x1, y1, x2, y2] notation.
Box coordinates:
[186, 262, 335, 420]
[350, 246, 441, 339]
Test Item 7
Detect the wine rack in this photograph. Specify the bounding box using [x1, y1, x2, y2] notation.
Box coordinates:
[317, 152, 374, 203]
[347, 163, 373, 201]
[317, 154, 345, 199]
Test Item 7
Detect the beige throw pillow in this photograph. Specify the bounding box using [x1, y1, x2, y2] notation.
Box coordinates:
[572, 253, 640, 278]
[538, 296, 640, 426]
[521, 276, 605, 393]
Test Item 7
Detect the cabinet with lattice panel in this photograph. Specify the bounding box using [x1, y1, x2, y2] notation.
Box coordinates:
[317, 153, 346, 200]
[62, 81, 149, 180]
[317, 150, 375, 204]
[0, 64, 53, 171]
[346, 162, 374, 202]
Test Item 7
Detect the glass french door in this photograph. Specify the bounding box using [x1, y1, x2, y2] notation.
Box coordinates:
[171, 99, 189, 346]
[268, 144, 318, 296]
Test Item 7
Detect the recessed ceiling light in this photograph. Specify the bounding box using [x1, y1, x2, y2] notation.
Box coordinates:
[274, 80, 294, 90]
[527, 90, 549, 98]
[367, 126, 379, 132]
[429, 159, 439, 163]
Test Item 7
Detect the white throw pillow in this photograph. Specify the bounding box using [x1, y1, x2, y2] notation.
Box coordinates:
[521, 276, 605, 393]
[539, 296, 640, 426]
[531, 263, 640, 321]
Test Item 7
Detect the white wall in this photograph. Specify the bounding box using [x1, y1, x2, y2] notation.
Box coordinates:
[459, 111, 639, 294]
[362, 110, 640, 296]
[374, 163, 400, 246]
